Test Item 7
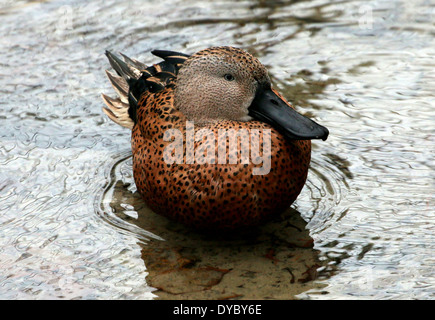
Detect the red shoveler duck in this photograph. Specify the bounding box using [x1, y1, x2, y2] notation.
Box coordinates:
[102, 46, 328, 230]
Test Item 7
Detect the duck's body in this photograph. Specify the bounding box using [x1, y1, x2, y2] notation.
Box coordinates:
[102, 46, 328, 229]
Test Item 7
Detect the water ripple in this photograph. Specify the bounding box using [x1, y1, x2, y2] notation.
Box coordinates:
[1, 0, 434, 300]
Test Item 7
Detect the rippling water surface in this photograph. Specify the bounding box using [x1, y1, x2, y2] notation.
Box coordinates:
[0, 0, 433, 299]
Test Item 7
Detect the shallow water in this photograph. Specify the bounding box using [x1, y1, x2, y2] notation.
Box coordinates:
[0, 0, 434, 299]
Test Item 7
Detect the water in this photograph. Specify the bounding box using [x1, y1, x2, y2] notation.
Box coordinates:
[0, 0, 433, 299]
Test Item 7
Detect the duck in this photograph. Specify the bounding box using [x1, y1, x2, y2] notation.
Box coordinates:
[101, 46, 328, 230]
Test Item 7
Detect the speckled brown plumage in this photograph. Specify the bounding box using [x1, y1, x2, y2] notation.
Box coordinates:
[102, 46, 327, 230]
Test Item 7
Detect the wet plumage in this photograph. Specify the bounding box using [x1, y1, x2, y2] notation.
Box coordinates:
[102, 46, 328, 230]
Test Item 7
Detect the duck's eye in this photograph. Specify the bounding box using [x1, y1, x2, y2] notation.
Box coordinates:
[224, 74, 235, 81]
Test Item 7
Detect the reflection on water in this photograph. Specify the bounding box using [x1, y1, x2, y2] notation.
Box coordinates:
[0, 0, 434, 299]
[99, 157, 332, 299]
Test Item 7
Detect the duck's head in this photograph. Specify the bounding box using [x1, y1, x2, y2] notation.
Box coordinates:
[174, 46, 329, 141]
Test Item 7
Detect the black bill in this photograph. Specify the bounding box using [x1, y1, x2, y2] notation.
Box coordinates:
[248, 86, 329, 141]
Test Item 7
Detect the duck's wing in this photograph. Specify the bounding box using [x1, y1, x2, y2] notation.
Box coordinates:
[102, 50, 190, 129]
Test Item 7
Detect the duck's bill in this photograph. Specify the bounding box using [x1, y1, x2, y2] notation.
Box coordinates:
[248, 87, 329, 141]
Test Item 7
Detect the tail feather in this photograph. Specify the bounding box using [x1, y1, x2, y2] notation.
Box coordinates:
[119, 53, 147, 71]
[105, 50, 141, 79]
[102, 49, 190, 130]
[101, 93, 134, 129]
[105, 70, 129, 104]
[102, 51, 143, 129]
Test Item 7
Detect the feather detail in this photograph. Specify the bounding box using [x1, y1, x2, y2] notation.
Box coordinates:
[102, 49, 190, 129]
[105, 50, 141, 79]
[101, 93, 134, 129]
[151, 50, 190, 59]
[105, 70, 129, 104]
